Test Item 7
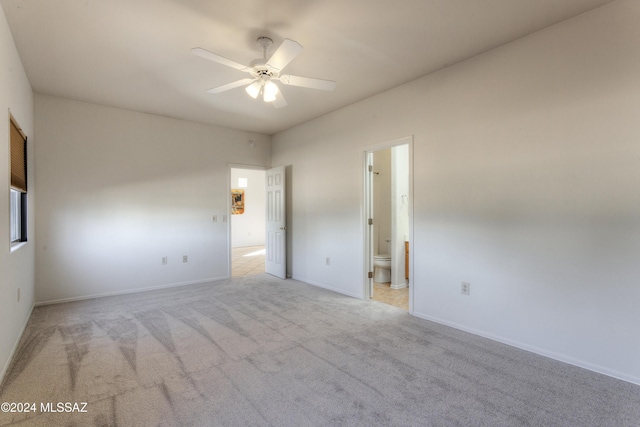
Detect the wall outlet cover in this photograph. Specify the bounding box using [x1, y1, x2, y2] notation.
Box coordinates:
[461, 282, 470, 295]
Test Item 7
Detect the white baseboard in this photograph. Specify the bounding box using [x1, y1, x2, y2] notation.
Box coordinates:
[0, 303, 34, 386]
[34, 276, 229, 306]
[412, 310, 640, 387]
[291, 275, 363, 299]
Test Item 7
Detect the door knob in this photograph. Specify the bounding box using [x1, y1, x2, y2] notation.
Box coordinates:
[280, 226, 287, 230]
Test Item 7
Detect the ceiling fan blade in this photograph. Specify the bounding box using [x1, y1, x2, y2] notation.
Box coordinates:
[206, 78, 255, 94]
[272, 91, 287, 109]
[191, 47, 249, 71]
[279, 74, 336, 91]
[266, 39, 303, 72]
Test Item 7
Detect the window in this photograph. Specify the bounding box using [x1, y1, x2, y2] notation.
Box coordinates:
[10, 116, 27, 244]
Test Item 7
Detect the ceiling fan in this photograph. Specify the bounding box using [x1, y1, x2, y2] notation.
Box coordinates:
[192, 37, 336, 108]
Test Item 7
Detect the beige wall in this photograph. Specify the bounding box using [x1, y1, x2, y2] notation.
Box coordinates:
[0, 6, 34, 382]
[272, 0, 640, 384]
[34, 95, 270, 303]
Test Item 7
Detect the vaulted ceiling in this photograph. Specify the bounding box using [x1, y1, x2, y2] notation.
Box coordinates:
[1, 0, 615, 135]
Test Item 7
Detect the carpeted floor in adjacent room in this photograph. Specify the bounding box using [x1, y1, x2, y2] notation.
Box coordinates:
[1, 274, 639, 426]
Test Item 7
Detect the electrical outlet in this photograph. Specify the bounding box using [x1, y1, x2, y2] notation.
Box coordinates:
[222, 214, 227, 222]
[461, 282, 470, 295]
[162, 256, 168, 265]
[325, 257, 330, 266]
[183, 255, 188, 263]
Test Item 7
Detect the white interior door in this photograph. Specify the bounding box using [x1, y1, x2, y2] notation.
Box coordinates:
[265, 166, 286, 279]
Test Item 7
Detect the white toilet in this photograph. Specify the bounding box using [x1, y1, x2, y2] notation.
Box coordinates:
[373, 254, 392, 283]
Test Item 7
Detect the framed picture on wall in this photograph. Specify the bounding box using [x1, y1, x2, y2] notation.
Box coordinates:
[231, 189, 244, 214]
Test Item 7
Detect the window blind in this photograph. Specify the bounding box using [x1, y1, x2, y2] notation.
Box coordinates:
[10, 118, 27, 192]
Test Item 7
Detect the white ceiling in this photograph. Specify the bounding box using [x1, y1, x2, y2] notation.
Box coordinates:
[1, 0, 615, 135]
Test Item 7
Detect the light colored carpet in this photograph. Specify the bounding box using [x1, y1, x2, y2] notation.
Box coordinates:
[1, 275, 639, 426]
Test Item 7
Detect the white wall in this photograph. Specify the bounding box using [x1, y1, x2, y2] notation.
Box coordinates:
[391, 144, 409, 289]
[34, 95, 270, 303]
[230, 167, 265, 248]
[272, 0, 640, 384]
[0, 7, 34, 382]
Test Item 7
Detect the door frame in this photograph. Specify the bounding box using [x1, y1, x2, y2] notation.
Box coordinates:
[228, 163, 267, 278]
[362, 136, 414, 313]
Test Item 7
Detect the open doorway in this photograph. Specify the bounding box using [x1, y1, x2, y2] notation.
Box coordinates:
[230, 167, 266, 277]
[364, 138, 412, 311]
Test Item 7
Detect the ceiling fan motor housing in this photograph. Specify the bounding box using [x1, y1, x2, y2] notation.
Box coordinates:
[249, 63, 278, 80]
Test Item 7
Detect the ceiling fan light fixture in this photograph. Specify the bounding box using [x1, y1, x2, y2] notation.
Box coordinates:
[193, 36, 335, 108]
[245, 81, 262, 99]
[263, 80, 279, 102]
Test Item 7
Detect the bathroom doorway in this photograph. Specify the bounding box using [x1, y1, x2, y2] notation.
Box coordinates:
[230, 167, 266, 277]
[364, 138, 413, 312]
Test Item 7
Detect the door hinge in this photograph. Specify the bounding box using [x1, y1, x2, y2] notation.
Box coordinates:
[368, 165, 373, 172]
[368, 272, 373, 279]
[368, 218, 373, 225]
